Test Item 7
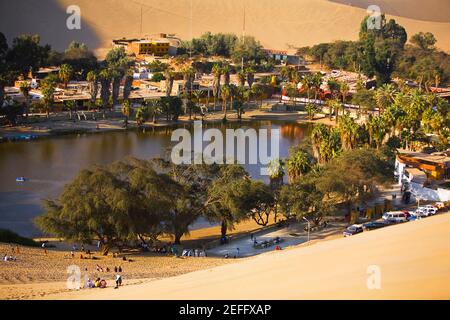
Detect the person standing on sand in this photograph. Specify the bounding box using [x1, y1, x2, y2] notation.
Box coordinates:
[115, 274, 122, 289]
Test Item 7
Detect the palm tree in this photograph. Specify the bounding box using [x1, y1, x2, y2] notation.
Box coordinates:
[326, 98, 340, 121]
[311, 123, 330, 163]
[19, 81, 31, 119]
[86, 71, 98, 110]
[320, 128, 341, 163]
[237, 70, 246, 87]
[123, 69, 134, 101]
[234, 86, 246, 120]
[287, 149, 311, 182]
[145, 99, 161, 123]
[212, 64, 222, 110]
[280, 66, 294, 83]
[135, 106, 149, 127]
[301, 74, 314, 101]
[98, 68, 111, 118]
[192, 90, 203, 119]
[58, 64, 73, 89]
[375, 83, 396, 115]
[121, 99, 132, 129]
[268, 158, 285, 188]
[305, 103, 318, 120]
[182, 67, 195, 119]
[285, 83, 298, 107]
[41, 74, 58, 118]
[367, 115, 388, 149]
[66, 100, 76, 120]
[221, 84, 231, 120]
[327, 79, 341, 120]
[221, 63, 231, 86]
[339, 81, 350, 116]
[337, 114, 359, 150]
[164, 68, 175, 97]
[246, 67, 255, 90]
[312, 72, 323, 102]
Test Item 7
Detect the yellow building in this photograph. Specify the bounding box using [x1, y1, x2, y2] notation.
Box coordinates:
[129, 39, 170, 57]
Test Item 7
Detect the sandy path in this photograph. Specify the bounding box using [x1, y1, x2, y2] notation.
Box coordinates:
[45, 212, 450, 300]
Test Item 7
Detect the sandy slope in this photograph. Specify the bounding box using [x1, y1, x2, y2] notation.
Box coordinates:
[1, 0, 449, 55]
[46, 212, 450, 300]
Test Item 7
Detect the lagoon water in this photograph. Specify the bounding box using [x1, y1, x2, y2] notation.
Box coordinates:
[0, 121, 312, 237]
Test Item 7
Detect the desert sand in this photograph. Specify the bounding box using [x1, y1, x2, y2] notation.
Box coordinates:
[37, 212, 450, 300]
[1, 0, 449, 56]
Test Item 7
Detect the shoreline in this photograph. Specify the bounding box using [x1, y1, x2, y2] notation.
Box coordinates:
[0, 109, 337, 142]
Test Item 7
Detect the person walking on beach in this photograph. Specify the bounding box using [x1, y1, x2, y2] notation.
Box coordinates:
[114, 274, 122, 289]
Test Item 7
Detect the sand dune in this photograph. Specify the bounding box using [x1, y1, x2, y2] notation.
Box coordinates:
[46, 212, 450, 300]
[1, 0, 449, 56]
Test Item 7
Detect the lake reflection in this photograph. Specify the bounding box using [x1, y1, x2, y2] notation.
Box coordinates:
[0, 121, 312, 236]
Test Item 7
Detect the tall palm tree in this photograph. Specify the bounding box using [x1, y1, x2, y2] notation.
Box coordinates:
[320, 128, 341, 163]
[58, 64, 73, 89]
[121, 99, 132, 129]
[192, 89, 203, 119]
[326, 98, 340, 122]
[221, 84, 231, 120]
[301, 74, 314, 101]
[312, 72, 323, 102]
[86, 71, 98, 110]
[182, 67, 195, 118]
[146, 99, 161, 123]
[246, 67, 255, 90]
[237, 70, 246, 87]
[41, 74, 58, 118]
[19, 81, 31, 119]
[98, 68, 111, 118]
[375, 83, 396, 115]
[280, 66, 294, 83]
[285, 83, 298, 107]
[123, 69, 134, 101]
[164, 68, 175, 97]
[367, 115, 388, 149]
[135, 106, 149, 127]
[311, 123, 329, 163]
[268, 158, 285, 189]
[212, 64, 222, 111]
[287, 149, 311, 182]
[339, 81, 350, 117]
[221, 63, 231, 86]
[337, 114, 359, 150]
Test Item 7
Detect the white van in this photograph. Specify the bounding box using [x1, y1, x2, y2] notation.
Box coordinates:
[382, 211, 409, 223]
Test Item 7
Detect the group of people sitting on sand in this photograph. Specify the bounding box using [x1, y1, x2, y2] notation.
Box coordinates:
[85, 276, 122, 289]
[85, 277, 108, 289]
[3, 246, 20, 262]
[2, 254, 17, 262]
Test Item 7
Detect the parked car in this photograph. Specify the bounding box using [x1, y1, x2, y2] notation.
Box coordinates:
[435, 202, 446, 210]
[362, 221, 387, 231]
[382, 211, 409, 223]
[421, 205, 438, 214]
[343, 225, 364, 237]
[415, 207, 437, 217]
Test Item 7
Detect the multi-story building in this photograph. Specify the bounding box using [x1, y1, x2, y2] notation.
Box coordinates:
[128, 39, 170, 57]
